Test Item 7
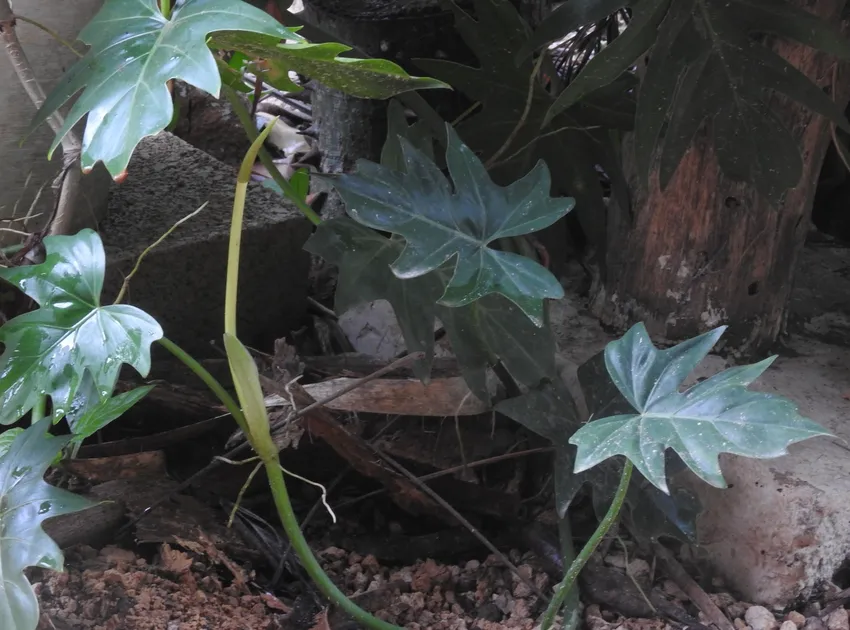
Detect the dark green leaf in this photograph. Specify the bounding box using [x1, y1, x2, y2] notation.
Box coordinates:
[415, 0, 631, 247]
[637, 0, 850, 204]
[31, 0, 294, 177]
[0, 229, 163, 425]
[285, 168, 311, 202]
[68, 386, 155, 443]
[329, 125, 572, 325]
[737, 0, 850, 59]
[305, 219, 559, 401]
[440, 295, 559, 400]
[381, 99, 435, 171]
[304, 218, 442, 381]
[496, 383, 581, 515]
[217, 56, 262, 94]
[212, 32, 449, 99]
[544, 0, 672, 126]
[570, 323, 831, 493]
[517, 0, 628, 63]
[0, 418, 92, 630]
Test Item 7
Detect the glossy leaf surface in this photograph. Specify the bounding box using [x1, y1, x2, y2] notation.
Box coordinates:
[0, 429, 23, 460]
[213, 32, 449, 99]
[68, 385, 155, 443]
[0, 419, 92, 630]
[31, 0, 293, 177]
[330, 125, 572, 325]
[570, 324, 831, 493]
[0, 230, 163, 425]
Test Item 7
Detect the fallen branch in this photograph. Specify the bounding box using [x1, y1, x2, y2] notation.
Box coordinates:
[652, 542, 735, 630]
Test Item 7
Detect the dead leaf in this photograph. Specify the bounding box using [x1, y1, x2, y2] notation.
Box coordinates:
[174, 530, 249, 587]
[309, 608, 332, 630]
[260, 592, 292, 613]
[303, 376, 489, 416]
[159, 543, 193, 574]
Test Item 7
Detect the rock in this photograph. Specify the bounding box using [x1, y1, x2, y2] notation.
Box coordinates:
[826, 609, 850, 630]
[728, 601, 753, 620]
[171, 83, 251, 167]
[745, 606, 778, 630]
[661, 580, 689, 601]
[101, 132, 311, 356]
[806, 617, 829, 630]
[475, 602, 502, 622]
[782, 621, 800, 630]
[788, 612, 807, 628]
[735, 619, 752, 630]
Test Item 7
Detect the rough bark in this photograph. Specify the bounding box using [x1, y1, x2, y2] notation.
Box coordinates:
[591, 0, 850, 356]
[300, 0, 469, 217]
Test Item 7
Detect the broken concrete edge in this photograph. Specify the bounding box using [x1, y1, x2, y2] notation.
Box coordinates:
[99, 131, 313, 356]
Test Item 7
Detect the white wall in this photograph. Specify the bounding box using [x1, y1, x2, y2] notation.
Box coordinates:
[0, 0, 106, 243]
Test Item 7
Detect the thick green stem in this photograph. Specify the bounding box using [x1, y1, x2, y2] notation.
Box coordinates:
[557, 515, 581, 630]
[540, 460, 634, 630]
[31, 396, 46, 424]
[157, 336, 249, 435]
[264, 453, 403, 630]
[221, 85, 322, 226]
[160, 0, 172, 19]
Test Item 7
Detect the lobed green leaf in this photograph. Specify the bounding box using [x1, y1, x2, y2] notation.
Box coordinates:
[0, 230, 163, 425]
[213, 32, 449, 99]
[29, 0, 295, 177]
[0, 419, 93, 630]
[328, 124, 572, 325]
[570, 324, 831, 493]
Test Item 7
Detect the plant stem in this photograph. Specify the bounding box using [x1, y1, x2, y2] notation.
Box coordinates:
[540, 460, 634, 630]
[160, 0, 172, 19]
[557, 514, 581, 630]
[263, 454, 404, 630]
[31, 396, 46, 424]
[157, 336, 249, 435]
[221, 85, 322, 226]
[12, 14, 82, 57]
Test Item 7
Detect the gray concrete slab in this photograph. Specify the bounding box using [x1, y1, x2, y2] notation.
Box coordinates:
[100, 132, 311, 356]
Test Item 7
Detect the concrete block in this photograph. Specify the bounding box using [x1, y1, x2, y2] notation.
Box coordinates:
[100, 132, 311, 356]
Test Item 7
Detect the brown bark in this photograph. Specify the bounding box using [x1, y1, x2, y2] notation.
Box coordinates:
[591, 0, 850, 356]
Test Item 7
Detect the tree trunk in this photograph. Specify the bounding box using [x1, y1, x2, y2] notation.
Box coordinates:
[300, 0, 471, 217]
[591, 0, 849, 356]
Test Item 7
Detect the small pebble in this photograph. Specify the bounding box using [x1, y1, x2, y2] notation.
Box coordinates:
[805, 617, 828, 630]
[788, 612, 807, 628]
[826, 609, 850, 630]
[746, 606, 778, 630]
[735, 618, 751, 630]
[729, 602, 755, 619]
[781, 621, 799, 630]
